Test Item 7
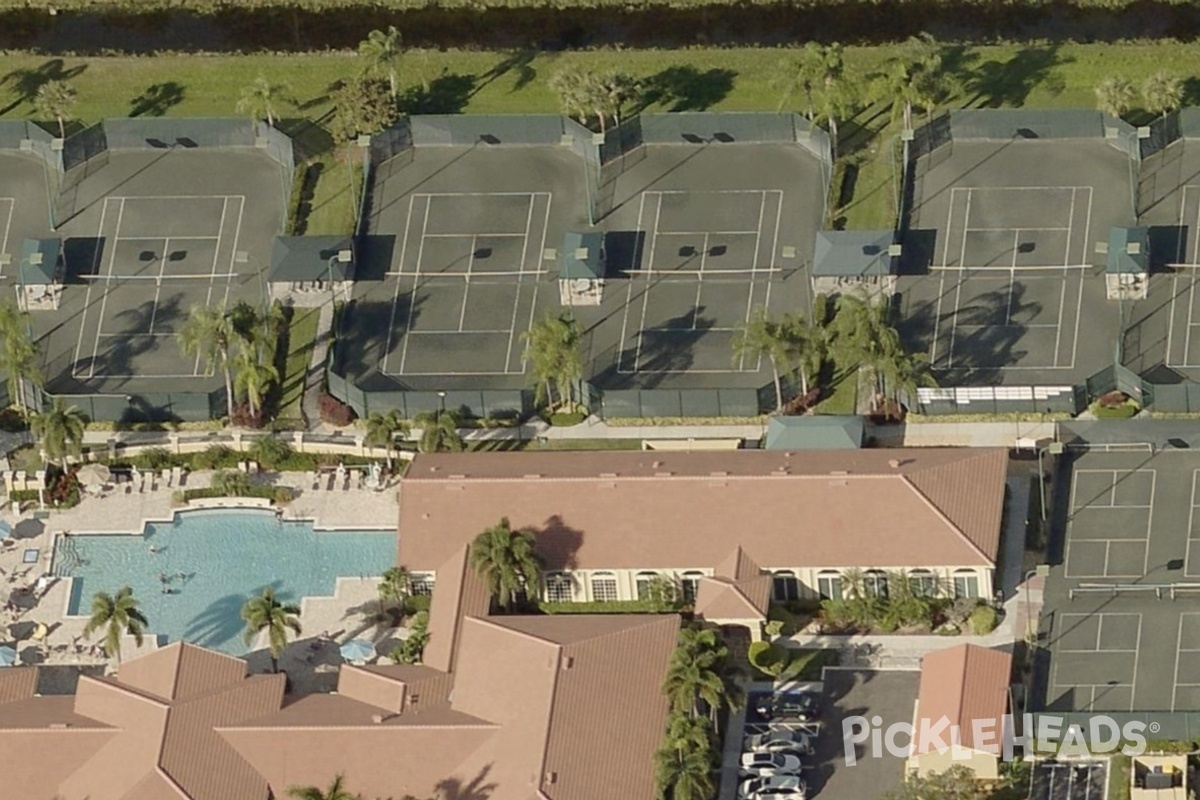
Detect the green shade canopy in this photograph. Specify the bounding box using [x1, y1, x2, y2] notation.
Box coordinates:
[765, 415, 864, 450]
[268, 236, 355, 282]
[812, 230, 896, 277]
[1106, 227, 1149, 274]
[18, 238, 59, 285]
[558, 232, 605, 280]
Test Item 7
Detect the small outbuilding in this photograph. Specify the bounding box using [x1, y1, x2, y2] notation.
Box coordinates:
[555, 231, 605, 306]
[16, 238, 62, 311]
[811, 230, 899, 302]
[1132, 754, 1187, 800]
[764, 416, 864, 451]
[1102, 226, 1149, 300]
[268, 236, 355, 302]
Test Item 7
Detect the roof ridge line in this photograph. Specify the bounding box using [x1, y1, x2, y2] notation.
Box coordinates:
[899, 475, 992, 564]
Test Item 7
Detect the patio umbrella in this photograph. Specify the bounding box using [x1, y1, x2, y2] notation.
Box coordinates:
[0, 646, 16, 667]
[0, 520, 12, 539]
[76, 463, 111, 489]
[339, 639, 376, 663]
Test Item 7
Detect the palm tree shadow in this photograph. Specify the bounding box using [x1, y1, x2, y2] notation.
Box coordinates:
[640, 66, 736, 113]
[436, 764, 498, 800]
[182, 592, 252, 650]
[0, 59, 88, 115]
[961, 46, 1070, 108]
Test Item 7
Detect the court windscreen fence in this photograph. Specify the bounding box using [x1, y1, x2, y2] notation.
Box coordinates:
[597, 387, 768, 418]
[43, 390, 221, 423]
[0, 120, 62, 228]
[326, 367, 531, 420]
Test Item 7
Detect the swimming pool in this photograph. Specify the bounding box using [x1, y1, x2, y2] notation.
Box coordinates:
[54, 509, 395, 655]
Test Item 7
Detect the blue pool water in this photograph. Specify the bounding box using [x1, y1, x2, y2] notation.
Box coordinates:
[55, 510, 395, 655]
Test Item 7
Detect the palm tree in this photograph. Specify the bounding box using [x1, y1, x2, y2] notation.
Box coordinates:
[663, 625, 743, 725]
[232, 348, 279, 420]
[236, 74, 292, 127]
[358, 26, 403, 100]
[548, 66, 591, 127]
[522, 313, 584, 411]
[177, 303, 242, 419]
[772, 42, 844, 118]
[468, 517, 543, 612]
[0, 300, 41, 415]
[413, 409, 463, 453]
[732, 307, 793, 411]
[1095, 76, 1137, 118]
[81, 587, 148, 667]
[780, 313, 826, 398]
[287, 774, 359, 800]
[33, 80, 76, 138]
[241, 586, 302, 673]
[595, 70, 641, 129]
[364, 410, 407, 467]
[30, 398, 86, 470]
[377, 565, 410, 620]
[1143, 72, 1184, 119]
[654, 737, 715, 800]
[812, 78, 858, 165]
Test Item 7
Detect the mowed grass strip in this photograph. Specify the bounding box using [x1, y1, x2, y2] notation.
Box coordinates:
[278, 306, 320, 421]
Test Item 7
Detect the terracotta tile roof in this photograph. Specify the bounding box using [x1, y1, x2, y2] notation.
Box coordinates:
[337, 664, 454, 713]
[0, 665, 36, 704]
[694, 576, 771, 620]
[399, 450, 1007, 572]
[423, 544, 492, 673]
[913, 644, 1013, 755]
[120, 769, 190, 800]
[118, 641, 249, 701]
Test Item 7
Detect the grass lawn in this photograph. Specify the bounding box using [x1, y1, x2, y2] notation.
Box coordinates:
[817, 365, 859, 415]
[785, 648, 839, 681]
[304, 152, 361, 236]
[278, 307, 320, 421]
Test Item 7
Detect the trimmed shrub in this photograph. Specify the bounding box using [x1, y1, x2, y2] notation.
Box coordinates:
[192, 444, 239, 470]
[319, 393, 355, 426]
[403, 594, 432, 615]
[748, 641, 789, 677]
[969, 604, 999, 635]
[247, 435, 293, 470]
[134, 447, 174, 470]
[231, 401, 266, 429]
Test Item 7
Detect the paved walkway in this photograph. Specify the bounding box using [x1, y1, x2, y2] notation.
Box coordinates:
[301, 301, 335, 431]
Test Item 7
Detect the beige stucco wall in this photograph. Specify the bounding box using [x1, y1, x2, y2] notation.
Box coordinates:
[908, 747, 1000, 782]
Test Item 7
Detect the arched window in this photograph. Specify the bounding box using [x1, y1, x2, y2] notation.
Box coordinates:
[680, 570, 705, 603]
[636, 571, 661, 601]
[772, 570, 800, 602]
[590, 572, 619, 603]
[908, 570, 937, 598]
[545, 572, 575, 603]
[954, 569, 980, 599]
[864, 570, 889, 599]
[817, 570, 842, 601]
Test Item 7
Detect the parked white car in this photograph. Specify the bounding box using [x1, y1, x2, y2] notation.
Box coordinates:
[745, 730, 815, 754]
[738, 775, 807, 800]
[738, 752, 804, 776]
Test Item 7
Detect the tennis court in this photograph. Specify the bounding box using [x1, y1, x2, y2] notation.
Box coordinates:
[1040, 448, 1200, 713]
[613, 188, 781, 375]
[36, 148, 285, 395]
[900, 138, 1133, 384]
[0, 152, 55, 279]
[71, 194, 244, 379]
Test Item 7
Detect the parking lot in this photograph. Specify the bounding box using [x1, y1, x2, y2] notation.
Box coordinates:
[731, 669, 917, 800]
[1029, 761, 1107, 800]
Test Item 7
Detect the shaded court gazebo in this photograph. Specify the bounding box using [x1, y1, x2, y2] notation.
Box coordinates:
[1101, 226, 1149, 300]
[553, 231, 606, 306]
[811, 230, 899, 303]
[268, 236, 355, 303]
[16, 238, 62, 311]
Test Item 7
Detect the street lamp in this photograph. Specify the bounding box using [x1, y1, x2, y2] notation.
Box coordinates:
[327, 249, 352, 304]
[1037, 440, 1064, 522]
[437, 390, 446, 415]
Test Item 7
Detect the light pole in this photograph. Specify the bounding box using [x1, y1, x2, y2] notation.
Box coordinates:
[327, 249, 352, 305]
[1037, 440, 1064, 522]
[437, 390, 446, 415]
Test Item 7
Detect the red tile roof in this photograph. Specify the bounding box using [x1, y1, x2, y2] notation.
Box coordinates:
[913, 644, 1013, 755]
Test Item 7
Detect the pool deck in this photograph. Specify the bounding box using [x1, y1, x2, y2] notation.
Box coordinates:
[0, 471, 402, 687]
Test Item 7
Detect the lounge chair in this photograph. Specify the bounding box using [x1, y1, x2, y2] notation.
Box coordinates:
[171, 467, 182, 487]
[305, 471, 317, 491]
[162, 469, 171, 488]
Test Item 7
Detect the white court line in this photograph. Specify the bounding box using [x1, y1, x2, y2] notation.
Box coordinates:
[420, 232, 527, 239]
[502, 193, 536, 372]
[1006, 229, 1019, 325]
[390, 269, 551, 279]
[393, 195, 416, 279]
[1174, 615, 1185, 711]
[458, 234, 476, 332]
[396, 196, 432, 375]
[632, 192, 663, 373]
[1131, 616, 1142, 709]
[963, 226, 1071, 232]
[692, 233, 709, 329]
[616, 193, 648, 375]
[114, 235, 219, 242]
[407, 329, 515, 336]
[0, 198, 14, 278]
[1051, 188, 1078, 367]
[656, 228, 762, 236]
[73, 196, 112, 377]
[522, 200, 551, 375]
[88, 197, 127, 379]
[947, 188, 973, 367]
[929, 264, 1091, 271]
